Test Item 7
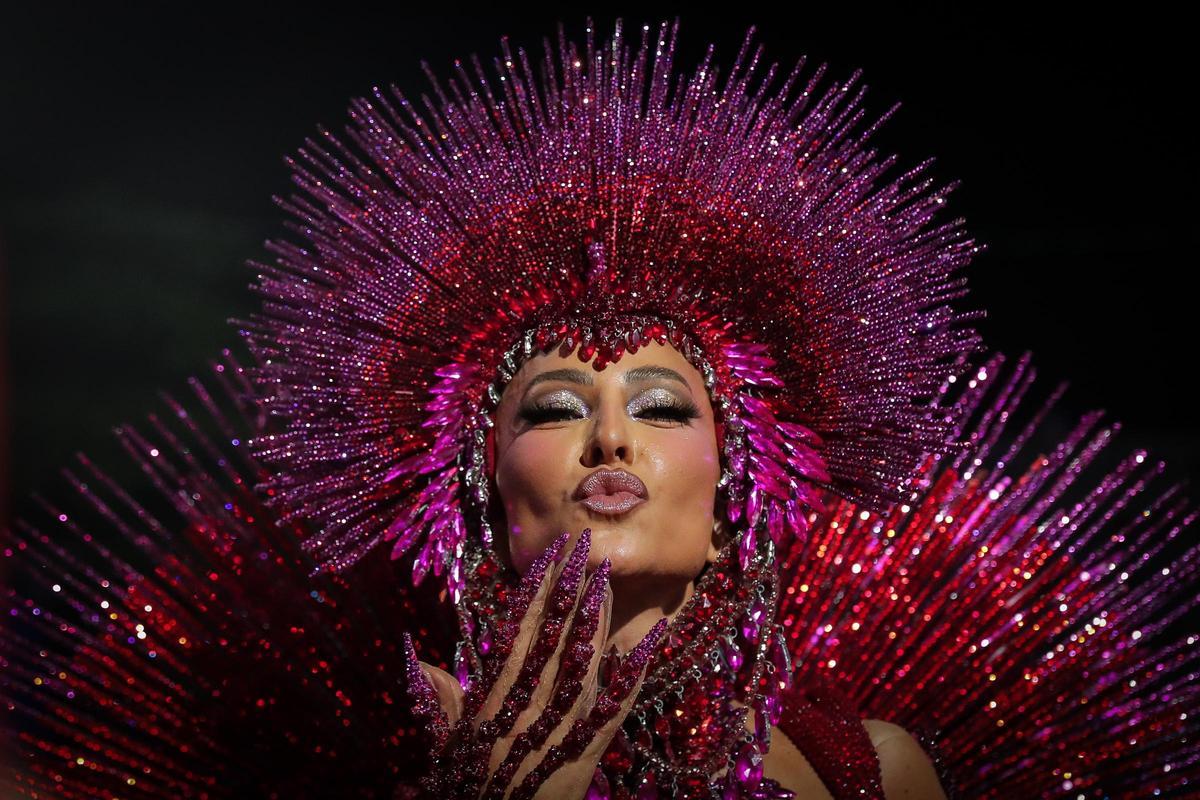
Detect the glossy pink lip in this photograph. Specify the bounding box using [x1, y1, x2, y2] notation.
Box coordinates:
[573, 469, 648, 516]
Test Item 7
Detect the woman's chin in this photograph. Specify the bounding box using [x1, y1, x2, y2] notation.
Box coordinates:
[581, 526, 685, 577]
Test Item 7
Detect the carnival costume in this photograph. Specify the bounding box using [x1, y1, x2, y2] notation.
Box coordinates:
[3, 18, 1197, 800]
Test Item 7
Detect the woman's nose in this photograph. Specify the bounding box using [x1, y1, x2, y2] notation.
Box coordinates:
[581, 401, 634, 467]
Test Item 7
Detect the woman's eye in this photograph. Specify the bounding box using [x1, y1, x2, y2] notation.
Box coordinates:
[629, 394, 701, 425]
[517, 390, 699, 426]
[627, 387, 701, 424]
[519, 406, 584, 425]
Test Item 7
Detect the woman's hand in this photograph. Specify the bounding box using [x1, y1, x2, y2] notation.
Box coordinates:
[403, 529, 667, 800]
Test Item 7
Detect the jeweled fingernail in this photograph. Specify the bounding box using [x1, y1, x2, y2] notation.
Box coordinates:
[580, 557, 611, 617]
[561, 559, 609, 672]
[499, 533, 570, 651]
[547, 532, 592, 618]
[509, 531, 570, 616]
[523, 531, 570, 591]
[553, 529, 591, 607]
[623, 617, 669, 675]
[402, 632, 450, 748]
[402, 632, 432, 693]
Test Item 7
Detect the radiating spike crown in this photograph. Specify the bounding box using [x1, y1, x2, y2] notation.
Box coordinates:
[237, 17, 986, 584]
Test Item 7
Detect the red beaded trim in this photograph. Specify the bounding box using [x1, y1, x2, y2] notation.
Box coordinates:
[775, 676, 885, 799]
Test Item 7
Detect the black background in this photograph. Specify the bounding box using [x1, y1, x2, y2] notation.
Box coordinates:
[3, 7, 1195, 524]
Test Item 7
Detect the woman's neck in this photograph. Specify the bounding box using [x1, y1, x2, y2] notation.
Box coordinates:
[604, 574, 695, 656]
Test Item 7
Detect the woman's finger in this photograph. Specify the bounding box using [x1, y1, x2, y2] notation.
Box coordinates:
[437, 533, 569, 800]
[518, 545, 601, 733]
[464, 531, 568, 727]
[507, 616, 669, 800]
[402, 632, 453, 750]
[421, 660, 466, 726]
[489, 529, 592, 738]
[584, 640, 653, 761]
[551, 561, 612, 745]
[453, 531, 591, 800]
[479, 557, 612, 799]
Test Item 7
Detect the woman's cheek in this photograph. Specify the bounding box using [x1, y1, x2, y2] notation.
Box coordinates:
[657, 430, 718, 494]
[670, 432, 720, 528]
[503, 432, 570, 518]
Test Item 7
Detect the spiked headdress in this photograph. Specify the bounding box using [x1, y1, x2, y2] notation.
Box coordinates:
[239, 18, 985, 605]
[12, 17, 1200, 800]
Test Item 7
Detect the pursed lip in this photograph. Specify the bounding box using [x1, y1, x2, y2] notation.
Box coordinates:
[573, 469, 648, 515]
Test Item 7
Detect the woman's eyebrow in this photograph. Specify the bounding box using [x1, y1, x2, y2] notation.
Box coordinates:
[524, 368, 593, 391]
[622, 365, 692, 393]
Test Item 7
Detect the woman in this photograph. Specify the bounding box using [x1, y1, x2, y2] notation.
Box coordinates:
[3, 16, 1195, 800]
[406, 337, 948, 798]
[252, 15, 982, 795]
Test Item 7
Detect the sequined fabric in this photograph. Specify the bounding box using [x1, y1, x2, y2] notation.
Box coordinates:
[775, 676, 885, 799]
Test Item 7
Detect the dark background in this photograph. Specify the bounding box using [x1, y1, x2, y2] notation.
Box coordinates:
[2, 8, 1195, 525]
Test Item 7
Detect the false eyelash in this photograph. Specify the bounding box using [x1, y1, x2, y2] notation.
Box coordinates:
[635, 399, 701, 423]
[518, 400, 700, 426]
[518, 406, 583, 425]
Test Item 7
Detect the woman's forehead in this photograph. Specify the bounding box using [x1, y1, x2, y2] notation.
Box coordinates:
[502, 340, 707, 398]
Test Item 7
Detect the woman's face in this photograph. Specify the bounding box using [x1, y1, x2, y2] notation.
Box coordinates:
[493, 340, 722, 583]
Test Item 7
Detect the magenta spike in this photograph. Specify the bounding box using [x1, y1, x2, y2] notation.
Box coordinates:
[586, 767, 612, 800]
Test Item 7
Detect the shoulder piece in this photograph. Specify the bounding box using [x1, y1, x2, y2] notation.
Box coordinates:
[776, 674, 885, 800]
